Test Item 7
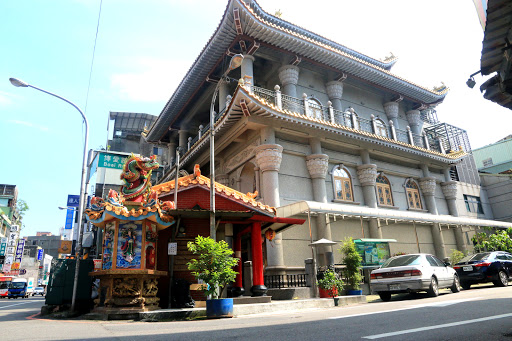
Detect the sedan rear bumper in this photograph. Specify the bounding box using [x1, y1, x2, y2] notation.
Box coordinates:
[370, 278, 431, 293]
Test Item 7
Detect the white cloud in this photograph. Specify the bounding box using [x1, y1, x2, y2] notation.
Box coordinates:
[110, 58, 190, 103]
[8, 119, 49, 132]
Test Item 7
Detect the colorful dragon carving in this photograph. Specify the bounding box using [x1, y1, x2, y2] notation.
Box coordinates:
[120, 154, 159, 202]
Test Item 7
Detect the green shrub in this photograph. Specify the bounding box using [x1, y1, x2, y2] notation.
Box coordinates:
[449, 249, 465, 266]
[317, 269, 343, 298]
[187, 236, 238, 299]
[340, 237, 363, 290]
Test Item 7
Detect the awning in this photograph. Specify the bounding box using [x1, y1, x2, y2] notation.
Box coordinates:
[276, 201, 512, 229]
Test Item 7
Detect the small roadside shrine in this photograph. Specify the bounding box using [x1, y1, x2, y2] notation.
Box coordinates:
[85, 154, 175, 314]
[152, 165, 305, 307]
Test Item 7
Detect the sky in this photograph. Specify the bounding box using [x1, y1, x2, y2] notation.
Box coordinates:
[0, 0, 509, 238]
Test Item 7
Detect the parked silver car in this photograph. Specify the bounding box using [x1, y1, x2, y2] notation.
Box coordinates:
[370, 253, 461, 301]
[32, 287, 45, 296]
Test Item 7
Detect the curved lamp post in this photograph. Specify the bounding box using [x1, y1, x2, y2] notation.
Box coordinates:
[209, 54, 244, 240]
[10, 77, 88, 313]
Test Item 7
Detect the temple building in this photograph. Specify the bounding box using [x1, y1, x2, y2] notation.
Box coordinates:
[143, 0, 512, 278]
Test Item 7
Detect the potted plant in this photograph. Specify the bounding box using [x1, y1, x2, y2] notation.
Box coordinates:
[187, 236, 238, 318]
[340, 237, 363, 295]
[317, 269, 343, 305]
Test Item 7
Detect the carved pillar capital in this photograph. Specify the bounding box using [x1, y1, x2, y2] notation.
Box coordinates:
[326, 81, 344, 100]
[406, 110, 421, 126]
[384, 102, 399, 120]
[419, 177, 437, 196]
[278, 65, 300, 86]
[306, 154, 329, 179]
[441, 180, 458, 200]
[356, 164, 378, 186]
[254, 144, 283, 172]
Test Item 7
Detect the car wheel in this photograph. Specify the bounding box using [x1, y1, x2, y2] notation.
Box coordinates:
[495, 271, 509, 287]
[450, 275, 461, 293]
[378, 292, 392, 301]
[427, 277, 439, 297]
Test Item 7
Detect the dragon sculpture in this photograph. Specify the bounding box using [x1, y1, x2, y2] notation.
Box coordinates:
[85, 154, 175, 224]
[120, 154, 160, 202]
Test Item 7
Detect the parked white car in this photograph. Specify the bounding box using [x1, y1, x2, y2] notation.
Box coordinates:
[370, 253, 461, 301]
[32, 287, 45, 296]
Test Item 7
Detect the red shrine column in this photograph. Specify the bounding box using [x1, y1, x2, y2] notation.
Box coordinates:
[232, 232, 245, 297]
[250, 222, 267, 296]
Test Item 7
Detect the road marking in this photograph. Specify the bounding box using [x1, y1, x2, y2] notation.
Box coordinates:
[328, 297, 482, 320]
[0, 301, 38, 310]
[362, 313, 512, 339]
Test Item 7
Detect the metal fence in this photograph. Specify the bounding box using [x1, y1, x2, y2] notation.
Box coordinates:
[264, 274, 309, 289]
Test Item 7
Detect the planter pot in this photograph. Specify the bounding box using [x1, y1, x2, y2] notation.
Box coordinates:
[347, 289, 362, 295]
[206, 298, 234, 318]
[319, 287, 338, 298]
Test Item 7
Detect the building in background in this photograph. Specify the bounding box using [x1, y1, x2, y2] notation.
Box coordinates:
[36, 232, 52, 237]
[473, 135, 512, 174]
[26, 235, 62, 260]
[0, 184, 19, 239]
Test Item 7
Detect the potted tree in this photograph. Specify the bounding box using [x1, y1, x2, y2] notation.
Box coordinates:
[317, 269, 344, 305]
[187, 236, 238, 318]
[340, 237, 363, 295]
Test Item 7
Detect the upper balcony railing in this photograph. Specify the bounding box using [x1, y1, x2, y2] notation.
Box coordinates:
[165, 85, 449, 171]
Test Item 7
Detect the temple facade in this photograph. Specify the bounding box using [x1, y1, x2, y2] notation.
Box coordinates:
[144, 0, 512, 275]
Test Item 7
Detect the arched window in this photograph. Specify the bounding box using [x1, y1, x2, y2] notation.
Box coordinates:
[374, 119, 388, 137]
[405, 179, 422, 209]
[376, 174, 393, 206]
[345, 109, 360, 130]
[307, 97, 324, 120]
[332, 165, 354, 201]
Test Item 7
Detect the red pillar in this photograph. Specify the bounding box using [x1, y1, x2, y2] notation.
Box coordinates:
[250, 222, 267, 296]
[232, 232, 244, 297]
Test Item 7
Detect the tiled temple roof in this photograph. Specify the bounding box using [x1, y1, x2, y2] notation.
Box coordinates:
[153, 165, 276, 215]
[145, 0, 448, 142]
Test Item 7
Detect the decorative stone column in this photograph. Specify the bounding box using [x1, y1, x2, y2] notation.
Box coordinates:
[178, 129, 188, 151]
[278, 65, 300, 98]
[255, 143, 285, 275]
[384, 102, 400, 129]
[442, 180, 467, 253]
[357, 163, 381, 239]
[241, 55, 255, 90]
[168, 142, 176, 165]
[419, 177, 438, 215]
[406, 110, 422, 135]
[326, 81, 344, 111]
[306, 154, 332, 266]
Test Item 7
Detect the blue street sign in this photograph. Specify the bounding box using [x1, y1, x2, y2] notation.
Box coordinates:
[64, 209, 74, 230]
[37, 249, 43, 261]
[67, 195, 80, 207]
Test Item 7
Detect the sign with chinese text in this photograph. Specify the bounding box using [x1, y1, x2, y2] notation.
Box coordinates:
[10, 225, 19, 232]
[0, 238, 6, 256]
[14, 239, 25, 263]
[67, 195, 80, 207]
[98, 153, 128, 169]
[167, 242, 177, 256]
[354, 240, 391, 266]
[64, 208, 74, 230]
[58, 240, 72, 254]
[37, 249, 44, 261]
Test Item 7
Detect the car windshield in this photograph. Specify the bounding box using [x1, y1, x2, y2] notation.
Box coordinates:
[458, 253, 491, 263]
[35, 287, 43, 290]
[381, 255, 421, 268]
[11, 282, 25, 288]
[0, 283, 9, 289]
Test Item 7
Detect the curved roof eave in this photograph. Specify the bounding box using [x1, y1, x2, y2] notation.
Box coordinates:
[146, 0, 447, 142]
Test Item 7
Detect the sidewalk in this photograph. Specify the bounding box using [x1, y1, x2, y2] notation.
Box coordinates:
[85, 296, 367, 321]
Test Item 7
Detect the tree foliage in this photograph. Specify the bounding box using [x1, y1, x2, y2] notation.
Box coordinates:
[472, 228, 512, 253]
[448, 249, 465, 266]
[340, 237, 363, 290]
[187, 236, 238, 299]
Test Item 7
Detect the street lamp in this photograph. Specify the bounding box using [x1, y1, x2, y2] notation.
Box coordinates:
[10, 77, 89, 314]
[209, 54, 244, 240]
[58, 207, 78, 211]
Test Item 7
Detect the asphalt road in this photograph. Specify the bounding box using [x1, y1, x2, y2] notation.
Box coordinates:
[1, 285, 512, 340]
